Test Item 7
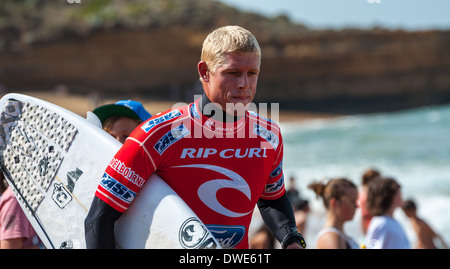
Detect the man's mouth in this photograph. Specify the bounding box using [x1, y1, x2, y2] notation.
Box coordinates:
[230, 96, 250, 101]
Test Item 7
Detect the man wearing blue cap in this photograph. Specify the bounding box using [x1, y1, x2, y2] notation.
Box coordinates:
[92, 100, 152, 144]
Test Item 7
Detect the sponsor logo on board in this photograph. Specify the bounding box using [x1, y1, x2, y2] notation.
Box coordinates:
[206, 225, 245, 249]
[179, 217, 218, 249]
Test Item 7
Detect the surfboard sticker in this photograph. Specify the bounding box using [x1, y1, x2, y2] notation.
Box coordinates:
[179, 217, 218, 249]
[0, 99, 78, 213]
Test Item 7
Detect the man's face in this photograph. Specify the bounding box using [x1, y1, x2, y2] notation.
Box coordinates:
[201, 52, 260, 116]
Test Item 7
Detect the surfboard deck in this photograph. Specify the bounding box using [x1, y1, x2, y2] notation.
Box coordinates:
[0, 93, 219, 249]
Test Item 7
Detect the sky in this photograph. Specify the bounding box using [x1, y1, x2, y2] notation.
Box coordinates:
[216, 0, 450, 31]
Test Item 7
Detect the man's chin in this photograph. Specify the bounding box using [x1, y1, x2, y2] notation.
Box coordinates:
[225, 101, 252, 116]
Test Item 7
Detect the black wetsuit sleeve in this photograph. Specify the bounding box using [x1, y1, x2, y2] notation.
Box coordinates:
[84, 196, 122, 249]
[257, 193, 298, 245]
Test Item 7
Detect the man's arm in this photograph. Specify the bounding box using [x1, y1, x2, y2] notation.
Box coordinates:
[257, 193, 306, 249]
[84, 196, 122, 249]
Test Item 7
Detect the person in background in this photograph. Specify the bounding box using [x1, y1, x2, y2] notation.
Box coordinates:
[293, 198, 310, 236]
[285, 175, 310, 234]
[250, 176, 311, 249]
[92, 100, 152, 144]
[359, 168, 382, 234]
[249, 225, 276, 249]
[0, 173, 7, 197]
[364, 177, 410, 249]
[0, 173, 41, 249]
[286, 176, 300, 202]
[402, 199, 448, 249]
[309, 178, 359, 249]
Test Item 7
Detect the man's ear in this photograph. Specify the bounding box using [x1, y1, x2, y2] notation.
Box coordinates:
[198, 61, 210, 82]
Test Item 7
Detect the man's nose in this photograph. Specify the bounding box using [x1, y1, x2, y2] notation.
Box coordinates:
[237, 74, 250, 89]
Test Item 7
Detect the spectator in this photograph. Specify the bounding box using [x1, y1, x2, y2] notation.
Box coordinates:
[92, 100, 151, 144]
[402, 199, 448, 249]
[309, 178, 359, 249]
[364, 177, 410, 249]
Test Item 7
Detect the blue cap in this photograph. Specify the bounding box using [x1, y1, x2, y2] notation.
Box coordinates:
[92, 100, 152, 125]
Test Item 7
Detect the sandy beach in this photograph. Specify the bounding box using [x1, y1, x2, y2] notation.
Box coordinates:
[14, 91, 338, 123]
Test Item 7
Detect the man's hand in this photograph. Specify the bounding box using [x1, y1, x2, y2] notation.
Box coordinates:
[282, 232, 307, 249]
[286, 242, 305, 249]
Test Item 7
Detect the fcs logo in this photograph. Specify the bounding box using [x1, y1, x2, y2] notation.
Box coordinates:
[173, 164, 252, 218]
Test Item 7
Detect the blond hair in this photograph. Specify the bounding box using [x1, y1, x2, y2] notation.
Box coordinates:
[201, 25, 261, 74]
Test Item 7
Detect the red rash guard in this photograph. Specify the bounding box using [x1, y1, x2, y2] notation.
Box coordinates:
[95, 98, 285, 248]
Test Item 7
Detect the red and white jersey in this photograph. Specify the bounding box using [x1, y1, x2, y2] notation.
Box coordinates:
[95, 98, 285, 248]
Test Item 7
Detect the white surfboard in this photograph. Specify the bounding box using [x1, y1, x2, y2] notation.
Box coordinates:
[0, 93, 220, 249]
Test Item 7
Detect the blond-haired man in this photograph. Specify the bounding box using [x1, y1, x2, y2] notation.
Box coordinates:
[85, 26, 305, 249]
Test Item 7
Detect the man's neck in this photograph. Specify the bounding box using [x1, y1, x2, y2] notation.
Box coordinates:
[200, 93, 241, 123]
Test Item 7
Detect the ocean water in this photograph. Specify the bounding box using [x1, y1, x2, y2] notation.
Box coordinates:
[280, 104, 450, 248]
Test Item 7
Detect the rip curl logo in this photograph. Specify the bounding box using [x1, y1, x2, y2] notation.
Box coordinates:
[204, 118, 244, 133]
[173, 164, 252, 218]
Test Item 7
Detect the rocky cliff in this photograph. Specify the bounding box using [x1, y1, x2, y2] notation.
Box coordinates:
[1, 0, 449, 113]
[259, 29, 450, 113]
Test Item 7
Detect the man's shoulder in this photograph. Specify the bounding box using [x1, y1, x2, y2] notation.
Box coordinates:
[139, 105, 191, 134]
[247, 110, 281, 130]
[247, 110, 283, 151]
[126, 104, 191, 146]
